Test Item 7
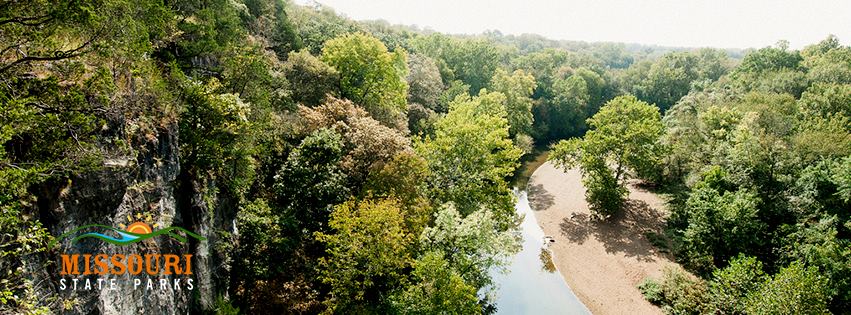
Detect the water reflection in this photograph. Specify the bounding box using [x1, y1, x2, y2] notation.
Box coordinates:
[539, 248, 557, 273]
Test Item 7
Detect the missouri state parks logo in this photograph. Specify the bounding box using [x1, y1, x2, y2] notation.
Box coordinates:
[52, 212, 205, 292]
[50, 213, 205, 247]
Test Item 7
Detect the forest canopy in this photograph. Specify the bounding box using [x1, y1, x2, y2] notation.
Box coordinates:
[1, 1, 848, 314]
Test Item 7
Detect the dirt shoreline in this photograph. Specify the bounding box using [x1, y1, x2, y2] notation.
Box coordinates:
[527, 161, 681, 315]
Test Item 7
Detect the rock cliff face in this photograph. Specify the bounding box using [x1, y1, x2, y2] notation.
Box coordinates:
[30, 124, 231, 314]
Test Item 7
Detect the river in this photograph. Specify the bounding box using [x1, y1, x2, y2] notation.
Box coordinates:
[491, 152, 591, 314]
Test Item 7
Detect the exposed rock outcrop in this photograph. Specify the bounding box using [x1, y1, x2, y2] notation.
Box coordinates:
[30, 124, 232, 314]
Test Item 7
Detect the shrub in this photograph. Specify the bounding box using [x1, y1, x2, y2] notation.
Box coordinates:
[640, 267, 711, 315]
[214, 295, 240, 315]
[638, 278, 664, 305]
[744, 261, 831, 315]
[709, 255, 766, 314]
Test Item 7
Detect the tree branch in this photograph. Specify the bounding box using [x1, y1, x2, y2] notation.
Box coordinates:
[0, 35, 95, 74]
[0, 14, 53, 27]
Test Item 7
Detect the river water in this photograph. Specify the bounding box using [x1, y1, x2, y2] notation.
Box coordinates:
[491, 154, 590, 314]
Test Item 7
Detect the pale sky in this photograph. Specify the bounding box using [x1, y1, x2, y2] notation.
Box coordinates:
[294, 0, 851, 49]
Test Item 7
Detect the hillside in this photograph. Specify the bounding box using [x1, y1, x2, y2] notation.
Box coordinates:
[1, 1, 849, 314]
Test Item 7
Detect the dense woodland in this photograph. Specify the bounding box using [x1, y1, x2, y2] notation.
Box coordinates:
[550, 33, 851, 315]
[0, 0, 848, 314]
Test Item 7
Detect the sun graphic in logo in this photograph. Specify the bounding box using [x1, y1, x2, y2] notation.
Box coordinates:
[126, 221, 153, 234]
[118, 212, 159, 234]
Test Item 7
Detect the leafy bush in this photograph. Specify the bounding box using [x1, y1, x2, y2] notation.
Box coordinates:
[214, 295, 240, 315]
[679, 184, 765, 275]
[709, 255, 766, 314]
[745, 261, 831, 315]
[778, 216, 851, 311]
[513, 133, 535, 156]
[658, 268, 710, 315]
[315, 198, 413, 312]
[638, 278, 663, 305]
[390, 252, 480, 315]
[640, 268, 710, 315]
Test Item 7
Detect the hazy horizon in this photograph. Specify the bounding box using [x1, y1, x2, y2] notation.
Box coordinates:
[295, 0, 851, 50]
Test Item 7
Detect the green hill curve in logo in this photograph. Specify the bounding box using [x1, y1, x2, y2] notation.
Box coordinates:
[49, 224, 206, 247]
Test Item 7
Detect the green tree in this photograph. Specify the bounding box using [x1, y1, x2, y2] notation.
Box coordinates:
[539, 74, 590, 140]
[414, 91, 522, 225]
[437, 80, 471, 113]
[412, 34, 505, 95]
[801, 36, 851, 84]
[680, 184, 766, 274]
[0, 2, 179, 312]
[287, 3, 363, 54]
[298, 98, 411, 185]
[407, 102, 439, 136]
[734, 41, 802, 75]
[170, 0, 245, 72]
[790, 158, 851, 219]
[321, 33, 408, 129]
[801, 35, 841, 65]
[650, 267, 712, 314]
[709, 255, 767, 314]
[358, 20, 416, 52]
[489, 68, 537, 138]
[363, 152, 432, 236]
[798, 83, 851, 121]
[779, 216, 851, 311]
[405, 54, 444, 135]
[390, 252, 481, 315]
[550, 95, 664, 217]
[510, 48, 572, 99]
[220, 44, 289, 111]
[0, 0, 171, 74]
[274, 128, 348, 233]
[729, 41, 807, 97]
[242, 0, 302, 58]
[745, 261, 831, 315]
[531, 65, 610, 142]
[316, 198, 413, 313]
[419, 204, 519, 291]
[570, 67, 608, 113]
[591, 43, 634, 69]
[623, 50, 729, 112]
[407, 53, 444, 111]
[232, 199, 289, 285]
[646, 38, 851, 315]
[793, 114, 851, 163]
[178, 77, 255, 197]
[284, 49, 340, 107]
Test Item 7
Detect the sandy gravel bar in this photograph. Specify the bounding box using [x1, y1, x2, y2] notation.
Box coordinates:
[527, 162, 682, 315]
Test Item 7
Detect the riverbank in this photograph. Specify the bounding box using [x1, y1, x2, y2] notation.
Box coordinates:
[527, 162, 681, 315]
